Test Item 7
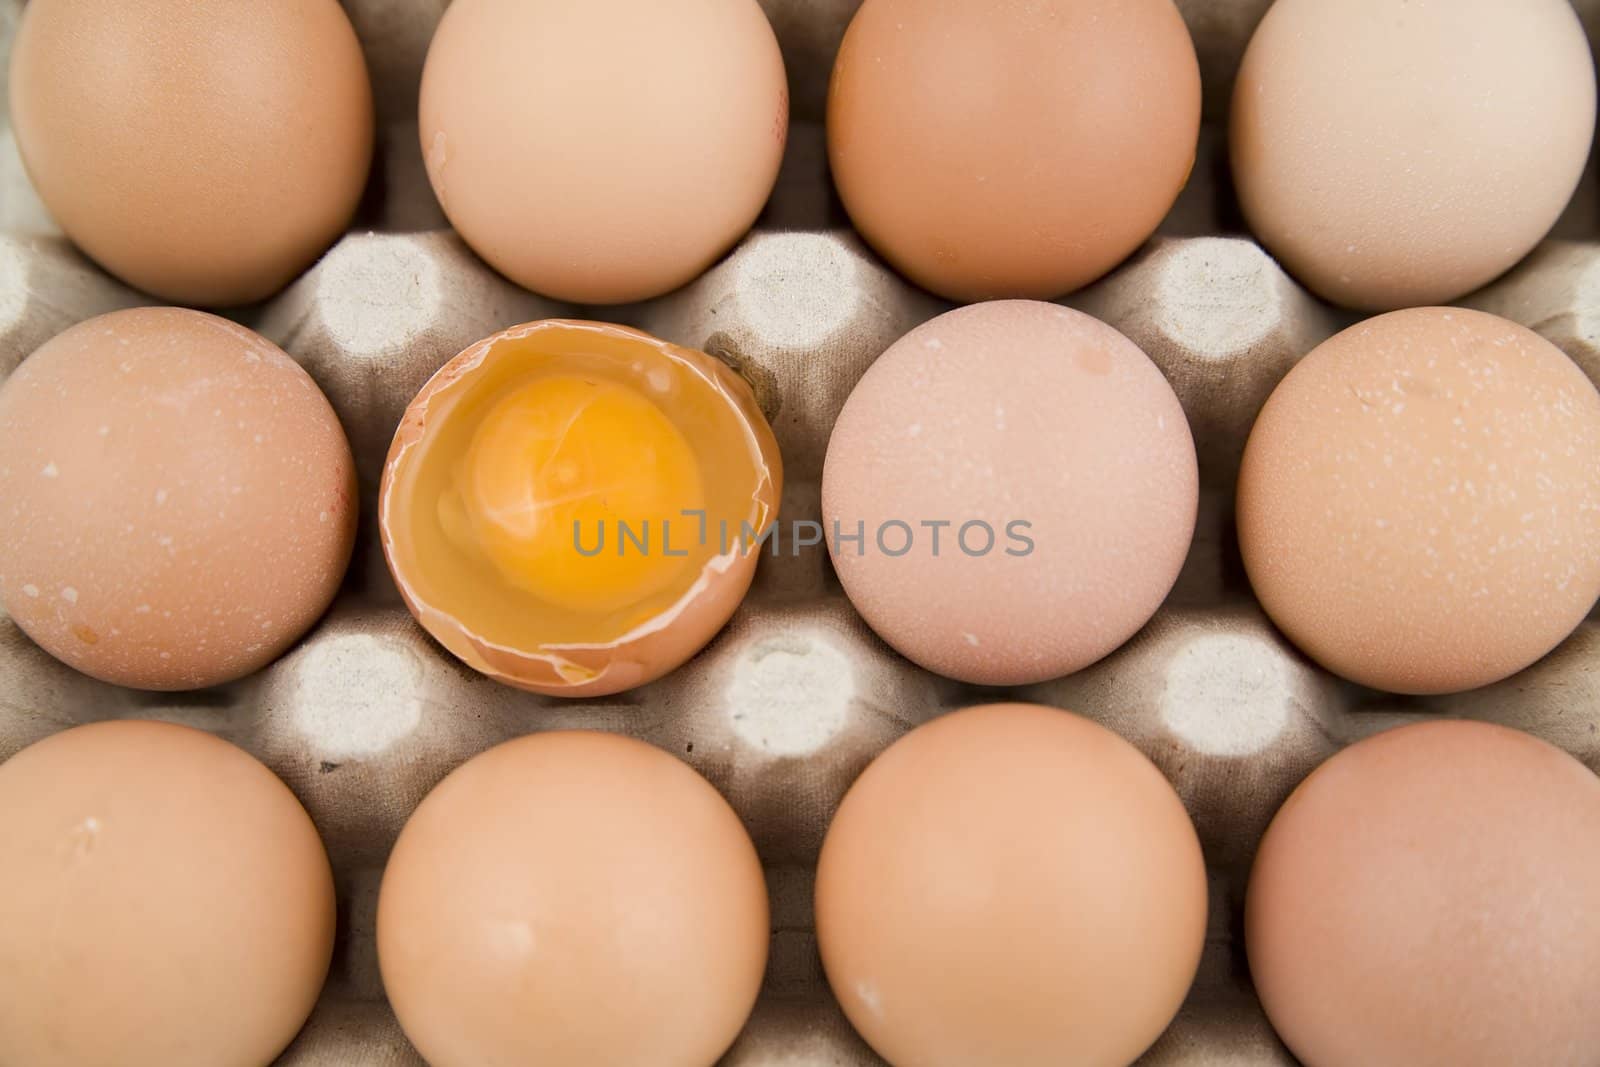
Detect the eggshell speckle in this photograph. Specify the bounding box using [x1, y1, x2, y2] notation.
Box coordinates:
[0, 307, 358, 691]
[1238, 307, 1600, 694]
[822, 301, 1198, 686]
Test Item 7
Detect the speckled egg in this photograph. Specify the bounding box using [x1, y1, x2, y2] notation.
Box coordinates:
[822, 301, 1198, 686]
[0, 308, 357, 690]
[1238, 307, 1600, 694]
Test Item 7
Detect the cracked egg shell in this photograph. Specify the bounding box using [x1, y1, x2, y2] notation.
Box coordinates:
[379, 320, 782, 698]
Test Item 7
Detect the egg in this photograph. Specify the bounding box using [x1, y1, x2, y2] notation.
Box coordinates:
[816, 703, 1207, 1067]
[1232, 0, 1597, 310]
[0, 308, 357, 690]
[822, 301, 1197, 686]
[1237, 307, 1600, 694]
[418, 0, 788, 304]
[8, 0, 373, 307]
[827, 0, 1201, 302]
[0, 720, 336, 1067]
[377, 731, 768, 1067]
[379, 319, 781, 697]
[1247, 719, 1600, 1067]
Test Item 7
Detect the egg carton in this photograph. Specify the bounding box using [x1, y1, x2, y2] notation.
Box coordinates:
[5, 1, 1600, 1064]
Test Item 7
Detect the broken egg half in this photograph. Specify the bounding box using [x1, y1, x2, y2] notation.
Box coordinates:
[379, 320, 781, 697]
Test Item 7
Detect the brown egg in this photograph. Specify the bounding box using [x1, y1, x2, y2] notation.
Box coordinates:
[8, 0, 373, 307]
[816, 704, 1207, 1067]
[0, 307, 358, 691]
[380, 319, 781, 697]
[1232, 0, 1597, 310]
[418, 0, 788, 304]
[1247, 719, 1600, 1067]
[1237, 308, 1600, 694]
[822, 302, 1197, 686]
[827, 0, 1201, 302]
[378, 731, 769, 1067]
[0, 720, 336, 1067]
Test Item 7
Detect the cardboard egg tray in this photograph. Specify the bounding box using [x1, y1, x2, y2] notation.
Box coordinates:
[5, 1, 1600, 1063]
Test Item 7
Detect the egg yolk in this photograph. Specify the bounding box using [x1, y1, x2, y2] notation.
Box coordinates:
[437, 376, 705, 615]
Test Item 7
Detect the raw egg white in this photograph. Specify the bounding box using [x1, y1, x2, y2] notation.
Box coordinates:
[380, 320, 781, 697]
